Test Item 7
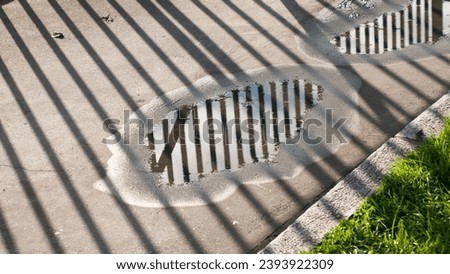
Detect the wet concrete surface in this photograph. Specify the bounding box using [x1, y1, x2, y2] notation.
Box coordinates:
[95, 65, 360, 208]
[0, 0, 449, 253]
[332, 0, 448, 55]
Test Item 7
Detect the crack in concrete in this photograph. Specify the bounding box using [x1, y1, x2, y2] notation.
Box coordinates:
[0, 164, 63, 173]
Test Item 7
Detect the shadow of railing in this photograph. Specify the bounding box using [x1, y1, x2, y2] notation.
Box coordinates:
[0, 0, 448, 254]
[250, 0, 449, 250]
[0, 204, 16, 253]
[0, 41, 111, 253]
[0, 118, 64, 253]
[0, 0, 13, 6]
[1, 1, 158, 253]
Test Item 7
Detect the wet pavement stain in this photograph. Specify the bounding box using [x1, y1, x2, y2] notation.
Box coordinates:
[332, 0, 449, 54]
[147, 80, 324, 186]
[95, 65, 361, 207]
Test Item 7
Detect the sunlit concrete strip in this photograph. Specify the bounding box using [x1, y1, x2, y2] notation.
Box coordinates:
[260, 91, 450, 254]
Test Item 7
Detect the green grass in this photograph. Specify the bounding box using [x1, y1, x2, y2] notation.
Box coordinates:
[305, 118, 450, 254]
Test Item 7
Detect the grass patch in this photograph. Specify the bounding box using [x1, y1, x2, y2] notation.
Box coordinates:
[305, 119, 450, 254]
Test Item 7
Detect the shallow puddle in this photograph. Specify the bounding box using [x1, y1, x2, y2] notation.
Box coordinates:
[332, 0, 450, 54]
[147, 80, 323, 185]
[95, 65, 361, 207]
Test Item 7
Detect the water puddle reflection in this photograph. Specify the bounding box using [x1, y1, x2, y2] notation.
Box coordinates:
[332, 0, 449, 54]
[147, 80, 324, 185]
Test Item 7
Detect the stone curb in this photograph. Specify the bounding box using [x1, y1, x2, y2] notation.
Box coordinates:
[260, 90, 450, 254]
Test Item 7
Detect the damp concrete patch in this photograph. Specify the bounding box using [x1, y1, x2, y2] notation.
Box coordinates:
[95, 65, 361, 208]
[295, 0, 450, 65]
